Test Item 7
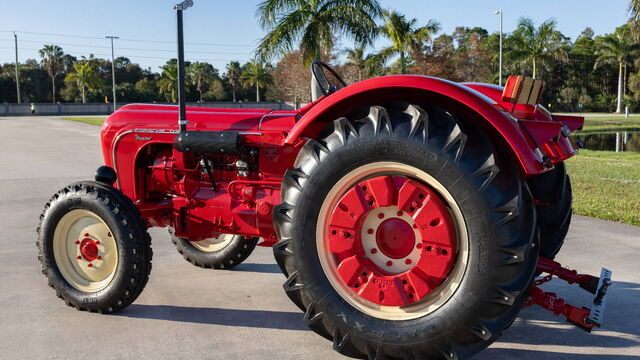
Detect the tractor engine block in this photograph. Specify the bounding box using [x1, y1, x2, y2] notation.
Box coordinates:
[139, 148, 281, 244]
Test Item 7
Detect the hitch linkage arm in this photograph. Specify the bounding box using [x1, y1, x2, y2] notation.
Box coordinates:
[536, 257, 600, 294]
[526, 286, 596, 332]
[525, 257, 612, 333]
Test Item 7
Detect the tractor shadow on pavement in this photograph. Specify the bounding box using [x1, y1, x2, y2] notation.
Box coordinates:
[118, 304, 308, 331]
[116, 280, 639, 357]
[230, 262, 282, 274]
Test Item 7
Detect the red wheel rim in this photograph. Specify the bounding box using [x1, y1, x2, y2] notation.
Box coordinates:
[326, 175, 457, 306]
[316, 162, 469, 320]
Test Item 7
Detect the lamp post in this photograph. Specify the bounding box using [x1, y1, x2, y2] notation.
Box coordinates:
[105, 35, 119, 112]
[13, 32, 21, 103]
[494, 10, 503, 87]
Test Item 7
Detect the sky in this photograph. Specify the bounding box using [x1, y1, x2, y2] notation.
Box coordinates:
[0, 0, 632, 72]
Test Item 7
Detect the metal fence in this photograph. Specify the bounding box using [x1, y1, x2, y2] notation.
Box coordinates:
[1, 101, 297, 116]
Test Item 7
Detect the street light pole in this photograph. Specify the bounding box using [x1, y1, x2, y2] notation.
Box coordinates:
[105, 35, 119, 112]
[13, 32, 21, 103]
[494, 10, 503, 87]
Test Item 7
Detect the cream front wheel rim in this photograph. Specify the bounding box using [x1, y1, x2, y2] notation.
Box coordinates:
[52, 209, 118, 292]
[191, 234, 235, 252]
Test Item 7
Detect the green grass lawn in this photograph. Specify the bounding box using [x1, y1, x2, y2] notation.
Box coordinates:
[566, 149, 640, 226]
[61, 116, 107, 126]
[578, 115, 640, 133]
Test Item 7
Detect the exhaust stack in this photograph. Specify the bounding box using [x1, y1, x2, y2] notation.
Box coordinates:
[174, 0, 193, 133]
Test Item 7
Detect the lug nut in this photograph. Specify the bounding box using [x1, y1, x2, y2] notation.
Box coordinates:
[397, 211, 403, 216]
[97, 256, 102, 260]
[84, 233, 89, 237]
[405, 259, 412, 265]
[75, 241, 80, 245]
[87, 263, 93, 268]
[367, 228, 374, 235]
[96, 241, 100, 245]
[370, 248, 378, 254]
[76, 255, 82, 259]
[386, 261, 393, 266]
[378, 213, 385, 219]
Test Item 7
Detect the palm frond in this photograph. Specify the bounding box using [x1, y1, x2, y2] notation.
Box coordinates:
[256, 0, 307, 28]
[256, 8, 310, 62]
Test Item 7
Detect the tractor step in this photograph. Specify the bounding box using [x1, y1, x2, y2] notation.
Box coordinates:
[526, 257, 613, 332]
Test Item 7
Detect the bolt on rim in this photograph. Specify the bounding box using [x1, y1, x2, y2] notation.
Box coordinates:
[52, 209, 118, 292]
[316, 162, 469, 321]
[191, 233, 234, 252]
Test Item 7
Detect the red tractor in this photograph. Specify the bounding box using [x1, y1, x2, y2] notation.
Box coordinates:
[37, 4, 611, 359]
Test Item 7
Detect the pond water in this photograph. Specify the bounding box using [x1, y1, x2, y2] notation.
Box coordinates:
[572, 132, 640, 152]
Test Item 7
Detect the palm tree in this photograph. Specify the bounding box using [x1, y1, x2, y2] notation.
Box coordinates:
[242, 61, 273, 102]
[507, 18, 567, 79]
[630, 0, 640, 22]
[379, 10, 440, 74]
[344, 45, 385, 81]
[595, 28, 640, 113]
[39, 45, 64, 102]
[157, 63, 179, 102]
[226, 61, 242, 102]
[65, 62, 103, 103]
[188, 62, 216, 102]
[345, 45, 367, 81]
[256, 0, 382, 66]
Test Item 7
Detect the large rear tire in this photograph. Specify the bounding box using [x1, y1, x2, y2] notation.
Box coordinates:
[273, 103, 538, 359]
[37, 181, 152, 313]
[527, 163, 572, 259]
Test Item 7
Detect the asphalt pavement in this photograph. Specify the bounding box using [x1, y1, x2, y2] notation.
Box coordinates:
[0, 116, 638, 359]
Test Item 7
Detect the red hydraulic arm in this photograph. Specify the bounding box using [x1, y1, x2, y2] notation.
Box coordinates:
[525, 257, 611, 332]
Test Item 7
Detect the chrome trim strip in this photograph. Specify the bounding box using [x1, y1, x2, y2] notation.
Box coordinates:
[119, 109, 269, 116]
[111, 130, 134, 189]
[258, 110, 274, 131]
[133, 128, 179, 134]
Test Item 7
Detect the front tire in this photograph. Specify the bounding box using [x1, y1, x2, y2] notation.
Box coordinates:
[171, 231, 259, 269]
[37, 181, 152, 313]
[273, 103, 538, 359]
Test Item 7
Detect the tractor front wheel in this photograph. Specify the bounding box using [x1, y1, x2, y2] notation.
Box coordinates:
[171, 231, 259, 269]
[37, 181, 152, 313]
[273, 103, 538, 359]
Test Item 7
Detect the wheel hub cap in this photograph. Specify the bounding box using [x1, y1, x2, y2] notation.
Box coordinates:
[376, 218, 415, 259]
[80, 238, 99, 261]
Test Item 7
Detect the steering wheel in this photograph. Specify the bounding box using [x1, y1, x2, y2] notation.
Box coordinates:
[311, 60, 347, 96]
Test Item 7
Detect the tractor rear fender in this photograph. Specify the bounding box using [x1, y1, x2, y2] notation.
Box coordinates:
[285, 75, 548, 176]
